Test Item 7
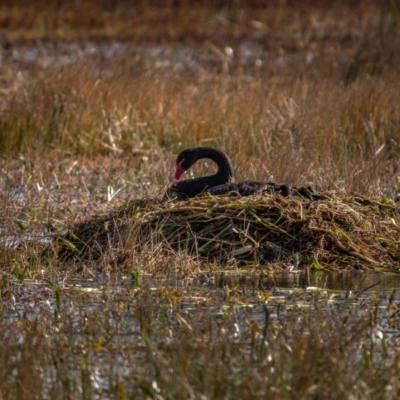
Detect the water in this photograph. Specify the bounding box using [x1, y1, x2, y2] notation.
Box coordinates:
[3, 269, 399, 398]
[1, 40, 280, 78]
[137, 270, 400, 297]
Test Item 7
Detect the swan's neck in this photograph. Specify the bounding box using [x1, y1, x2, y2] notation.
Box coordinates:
[197, 148, 234, 184]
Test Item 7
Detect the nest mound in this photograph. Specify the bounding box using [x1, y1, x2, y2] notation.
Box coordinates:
[49, 194, 400, 271]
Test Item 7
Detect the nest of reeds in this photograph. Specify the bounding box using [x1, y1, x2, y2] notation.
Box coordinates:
[45, 193, 400, 272]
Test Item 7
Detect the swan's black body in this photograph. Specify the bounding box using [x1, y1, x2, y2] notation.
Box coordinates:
[164, 147, 323, 201]
[207, 181, 290, 197]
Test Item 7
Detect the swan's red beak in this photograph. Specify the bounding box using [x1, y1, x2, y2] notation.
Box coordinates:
[173, 159, 185, 185]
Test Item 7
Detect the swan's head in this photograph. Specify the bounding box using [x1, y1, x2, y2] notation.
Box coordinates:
[172, 149, 199, 185]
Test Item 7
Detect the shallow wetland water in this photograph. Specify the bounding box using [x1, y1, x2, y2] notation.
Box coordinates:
[2, 270, 400, 398]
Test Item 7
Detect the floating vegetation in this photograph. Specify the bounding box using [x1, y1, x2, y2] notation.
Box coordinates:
[48, 194, 400, 272]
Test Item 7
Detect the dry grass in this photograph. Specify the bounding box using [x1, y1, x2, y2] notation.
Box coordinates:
[0, 0, 383, 41]
[1, 1, 400, 194]
[43, 194, 400, 273]
[1, 53, 400, 192]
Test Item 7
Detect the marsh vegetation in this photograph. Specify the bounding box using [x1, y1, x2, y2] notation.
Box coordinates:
[1, 1, 400, 398]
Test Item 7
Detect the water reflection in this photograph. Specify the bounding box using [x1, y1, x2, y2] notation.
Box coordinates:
[195, 271, 400, 295]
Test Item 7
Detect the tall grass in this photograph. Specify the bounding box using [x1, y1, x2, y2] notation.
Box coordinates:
[1, 48, 399, 195]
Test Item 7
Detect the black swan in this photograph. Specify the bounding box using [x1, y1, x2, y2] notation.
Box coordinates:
[164, 147, 233, 199]
[164, 147, 321, 200]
